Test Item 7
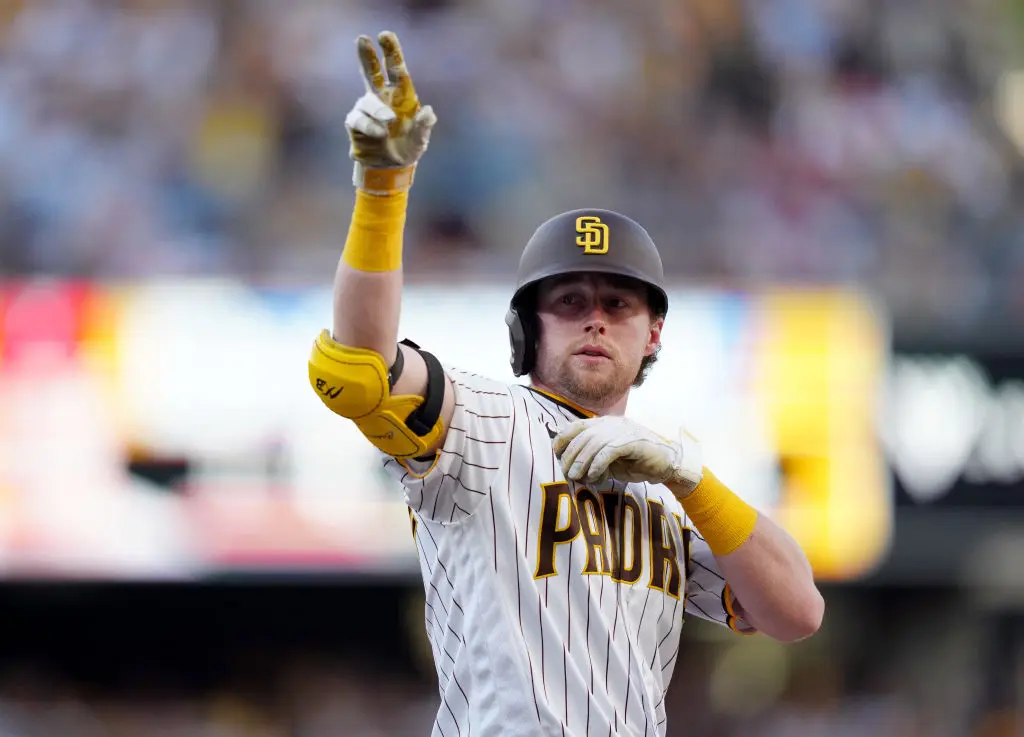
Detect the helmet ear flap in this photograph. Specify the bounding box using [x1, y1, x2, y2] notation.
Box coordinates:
[505, 305, 536, 377]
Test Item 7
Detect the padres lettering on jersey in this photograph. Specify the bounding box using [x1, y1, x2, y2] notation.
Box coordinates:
[383, 368, 752, 737]
[533, 484, 684, 601]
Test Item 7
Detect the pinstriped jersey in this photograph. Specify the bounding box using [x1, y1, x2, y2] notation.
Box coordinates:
[383, 368, 752, 737]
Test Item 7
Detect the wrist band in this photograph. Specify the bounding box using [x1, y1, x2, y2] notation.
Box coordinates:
[681, 468, 758, 556]
[355, 163, 416, 195]
[341, 188, 408, 272]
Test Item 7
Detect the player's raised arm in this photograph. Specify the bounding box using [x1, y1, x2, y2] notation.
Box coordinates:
[307, 32, 455, 461]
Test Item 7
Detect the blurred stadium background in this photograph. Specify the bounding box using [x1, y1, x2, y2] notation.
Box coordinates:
[0, 0, 1023, 734]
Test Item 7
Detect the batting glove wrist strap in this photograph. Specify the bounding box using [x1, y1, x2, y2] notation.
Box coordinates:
[667, 428, 705, 493]
[353, 163, 417, 196]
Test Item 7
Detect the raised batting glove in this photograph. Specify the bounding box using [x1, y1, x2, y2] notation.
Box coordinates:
[552, 417, 704, 493]
[345, 31, 436, 195]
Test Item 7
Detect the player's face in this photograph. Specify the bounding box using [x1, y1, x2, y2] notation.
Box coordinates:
[532, 274, 662, 411]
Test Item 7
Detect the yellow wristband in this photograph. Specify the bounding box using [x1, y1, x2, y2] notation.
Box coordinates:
[681, 468, 758, 556]
[341, 188, 409, 272]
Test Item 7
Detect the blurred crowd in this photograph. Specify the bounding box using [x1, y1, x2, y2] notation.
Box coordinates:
[0, 631, 1012, 737]
[0, 635, 984, 737]
[1, 0, 1023, 339]
[0, 585, 1010, 737]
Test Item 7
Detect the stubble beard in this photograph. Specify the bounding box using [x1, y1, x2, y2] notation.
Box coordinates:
[541, 352, 637, 407]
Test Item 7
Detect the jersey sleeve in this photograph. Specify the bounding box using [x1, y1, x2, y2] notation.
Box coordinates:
[682, 527, 756, 635]
[381, 367, 512, 525]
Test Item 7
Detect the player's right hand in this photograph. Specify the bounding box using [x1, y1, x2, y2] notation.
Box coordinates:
[345, 31, 436, 195]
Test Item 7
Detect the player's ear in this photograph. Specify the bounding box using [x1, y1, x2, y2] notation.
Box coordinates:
[645, 316, 663, 357]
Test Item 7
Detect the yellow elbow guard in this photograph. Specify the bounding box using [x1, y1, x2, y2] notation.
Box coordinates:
[308, 330, 446, 459]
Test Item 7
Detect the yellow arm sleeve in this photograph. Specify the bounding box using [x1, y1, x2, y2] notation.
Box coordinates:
[341, 188, 409, 272]
[681, 468, 759, 556]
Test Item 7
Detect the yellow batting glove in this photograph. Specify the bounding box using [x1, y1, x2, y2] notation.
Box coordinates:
[345, 31, 436, 196]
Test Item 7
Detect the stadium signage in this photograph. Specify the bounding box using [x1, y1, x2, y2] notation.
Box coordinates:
[881, 353, 1024, 507]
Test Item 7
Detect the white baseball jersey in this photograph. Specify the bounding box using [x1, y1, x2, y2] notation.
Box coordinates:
[382, 368, 753, 737]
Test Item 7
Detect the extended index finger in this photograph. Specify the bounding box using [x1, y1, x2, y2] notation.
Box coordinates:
[378, 31, 419, 112]
[357, 35, 386, 93]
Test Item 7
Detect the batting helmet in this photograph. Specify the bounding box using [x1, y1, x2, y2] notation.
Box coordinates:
[504, 208, 668, 377]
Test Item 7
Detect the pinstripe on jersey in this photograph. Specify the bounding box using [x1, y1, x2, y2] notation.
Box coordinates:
[384, 368, 753, 737]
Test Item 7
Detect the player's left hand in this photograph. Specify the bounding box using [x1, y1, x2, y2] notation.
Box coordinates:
[346, 31, 436, 193]
[552, 417, 704, 492]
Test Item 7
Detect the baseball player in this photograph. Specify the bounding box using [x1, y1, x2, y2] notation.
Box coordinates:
[308, 32, 824, 737]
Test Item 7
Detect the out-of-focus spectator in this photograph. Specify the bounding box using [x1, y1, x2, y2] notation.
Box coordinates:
[0, 0, 1022, 338]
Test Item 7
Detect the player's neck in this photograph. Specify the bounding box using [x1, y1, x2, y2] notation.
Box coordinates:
[528, 380, 629, 417]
